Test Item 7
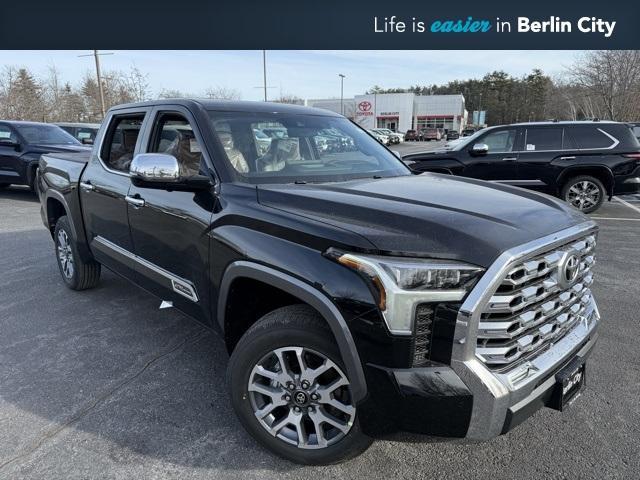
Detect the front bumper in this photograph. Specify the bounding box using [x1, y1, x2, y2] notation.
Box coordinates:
[455, 301, 599, 439]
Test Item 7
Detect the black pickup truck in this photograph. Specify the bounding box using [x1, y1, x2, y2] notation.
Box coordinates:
[403, 120, 640, 213]
[0, 120, 90, 190]
[38, 100, 600, 464]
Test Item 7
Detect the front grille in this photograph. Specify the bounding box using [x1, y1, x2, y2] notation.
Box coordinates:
[476, 234, 596, 370]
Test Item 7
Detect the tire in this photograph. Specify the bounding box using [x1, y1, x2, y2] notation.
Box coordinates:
[561, 175, 606, 214]
[54, 216, 101, 290]
[227, 305, 372, 465]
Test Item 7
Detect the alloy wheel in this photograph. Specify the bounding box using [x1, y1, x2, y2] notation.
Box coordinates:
[57, 230, 75, 279]
[247, 346, 355, 449]
[566, 180, 601, 211]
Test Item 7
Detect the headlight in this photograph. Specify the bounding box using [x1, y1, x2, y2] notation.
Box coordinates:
[328, 250, 484, 335]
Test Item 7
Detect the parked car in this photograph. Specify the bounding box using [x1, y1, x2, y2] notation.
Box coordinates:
[462, 127, 476, 136]
[55, 122, 101, 145]
[404, 129, 419, 141]
[422, 127, 444, 141]
[403, 120, 640, 213]
[0, 120, 90, 190]
[373, 128, 403, 144]
[446, 130, 460, 140]
[367, 129, 389, 145]
[38, 100, 600, 464]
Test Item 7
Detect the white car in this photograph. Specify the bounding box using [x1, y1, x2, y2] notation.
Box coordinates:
[367, 129, 389, 145]
[374, 128, 404, 143]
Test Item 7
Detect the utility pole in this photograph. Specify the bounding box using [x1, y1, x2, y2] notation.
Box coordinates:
[79, 50, 113, 118]
[338, 74, 346, 115]
[263, 50, 268, 101]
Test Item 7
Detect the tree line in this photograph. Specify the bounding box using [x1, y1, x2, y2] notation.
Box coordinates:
[0, 65, 242, 123]
[367, 51, 640, 125]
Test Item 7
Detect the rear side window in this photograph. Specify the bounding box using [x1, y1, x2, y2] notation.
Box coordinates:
[100, 114, 145, 172]
[525, 128, 563, 151]
[568, 126, 617, 150]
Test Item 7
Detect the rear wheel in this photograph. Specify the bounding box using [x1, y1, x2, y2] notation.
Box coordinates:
[227, 305, 372, 465]
[561, 175, 605, 213]
[54, 216, 101, 290]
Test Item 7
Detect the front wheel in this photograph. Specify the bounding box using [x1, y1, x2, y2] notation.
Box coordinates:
[561, 175, 605, 213]
[54, 216, 101, 290]
[227, 305, 372, 465]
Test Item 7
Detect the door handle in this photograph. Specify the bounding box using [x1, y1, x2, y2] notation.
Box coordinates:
[560, 156, 576, 160]
[502, 157, 518, 162]
[79, 181, 95, 191]
[125, 195, 145, 208]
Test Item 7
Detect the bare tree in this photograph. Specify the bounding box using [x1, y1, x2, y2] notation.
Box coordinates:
[274, 94, 304, 105]
[569, 51, 640, 121]
[203, 86, 241, 100]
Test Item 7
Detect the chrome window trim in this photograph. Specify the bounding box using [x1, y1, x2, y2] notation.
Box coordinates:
[519, 127, 619, 153]
[93, 235, 199, 302]
[449, 221, 599, 439]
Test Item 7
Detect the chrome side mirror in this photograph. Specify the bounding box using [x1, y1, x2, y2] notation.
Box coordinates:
[129, 153, 180, 183]
[471, 143, 489, 155]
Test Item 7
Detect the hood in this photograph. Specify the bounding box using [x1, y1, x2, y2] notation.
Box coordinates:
[256, 174, 590, 268]
[27, 144, 91, 154]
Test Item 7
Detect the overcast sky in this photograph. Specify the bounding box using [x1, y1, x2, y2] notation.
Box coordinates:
[0, 50, 582, 101]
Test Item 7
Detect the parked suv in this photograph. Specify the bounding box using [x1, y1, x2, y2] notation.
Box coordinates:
[38, 100, 600, 464]
[403, 120, 640, 213]
[0, 120, 89, 190]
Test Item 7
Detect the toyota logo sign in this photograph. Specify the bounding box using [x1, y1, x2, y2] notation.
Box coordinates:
[358, 101, 372, 112]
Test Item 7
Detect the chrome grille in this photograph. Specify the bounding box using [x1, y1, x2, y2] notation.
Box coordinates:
[476, 234, 596, 370]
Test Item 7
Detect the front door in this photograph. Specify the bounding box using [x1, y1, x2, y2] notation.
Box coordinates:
[461, 127, 521, 182]
[80, 110, 149, 279]
[126, 107, 217, 324]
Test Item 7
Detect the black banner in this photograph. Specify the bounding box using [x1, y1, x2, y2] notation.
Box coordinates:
[1, 0, 638, 49]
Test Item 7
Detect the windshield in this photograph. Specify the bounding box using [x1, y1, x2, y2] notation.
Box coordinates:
[208, 111, 410, 184]
[14, 124, 80, 145]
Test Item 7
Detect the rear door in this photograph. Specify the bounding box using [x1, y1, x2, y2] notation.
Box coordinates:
[461, 127, 521, 181]
[516, 126, 567, 192]
[126, 106, 217, 324]
[0, 123, 23, 184]
[80, 108, 150, 279]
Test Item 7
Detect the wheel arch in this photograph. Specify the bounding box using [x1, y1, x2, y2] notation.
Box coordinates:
[218, 261, 368, 403]
[556, 165, 615, 200]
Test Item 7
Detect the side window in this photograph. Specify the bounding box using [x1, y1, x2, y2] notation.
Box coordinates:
[481, 129, 516, 152]
[101, 115, 145, 172]
[149, 114, 204, 178]
[0, 124, 17, 142]
[569, 126, 616, 150]
[525, 128, 563, 151]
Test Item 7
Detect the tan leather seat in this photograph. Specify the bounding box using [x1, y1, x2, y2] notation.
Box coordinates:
[166, 130, 203, 177]
[218, 132, 249, 173]
[258, 138, 301, 172]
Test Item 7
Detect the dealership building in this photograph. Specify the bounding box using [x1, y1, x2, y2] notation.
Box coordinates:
[306, 93, 468, 133]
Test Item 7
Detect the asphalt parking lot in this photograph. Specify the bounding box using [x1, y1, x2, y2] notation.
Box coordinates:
[1, 185, 639, 479]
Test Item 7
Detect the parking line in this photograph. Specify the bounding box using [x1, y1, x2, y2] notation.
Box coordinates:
[614, 196, 640, 215]
[590, 216, 640, 221]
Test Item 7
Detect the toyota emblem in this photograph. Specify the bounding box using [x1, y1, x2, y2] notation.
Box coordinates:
[358, 101, 372, 112]
[558, 253, 580, 288]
